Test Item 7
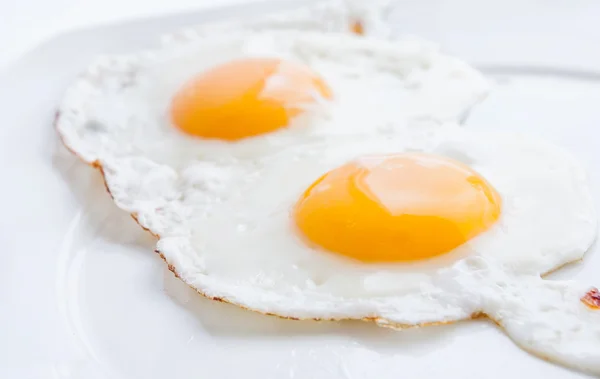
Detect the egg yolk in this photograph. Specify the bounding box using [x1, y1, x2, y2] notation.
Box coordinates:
[350, 20, 365, 35]
[170, 58, 332, 140]
[294, 153, 502, 263]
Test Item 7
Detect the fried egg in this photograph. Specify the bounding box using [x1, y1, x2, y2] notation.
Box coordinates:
[56, 4, 600, 377]
[58, 117, 599, 374]
[57, 29, 488, 166]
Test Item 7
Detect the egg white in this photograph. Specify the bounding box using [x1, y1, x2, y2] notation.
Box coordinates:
[57, 29, 488, 169]
[89, 124, 594, 304]
[60, 116, 600, 373]
[58, 111, 600, 374]
[55, 6, 600, 376]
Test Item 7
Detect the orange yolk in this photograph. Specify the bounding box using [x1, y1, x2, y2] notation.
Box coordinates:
[350, 20, 365, 35]
[294, 153, 502, 263]
[170, 58, 332, 141]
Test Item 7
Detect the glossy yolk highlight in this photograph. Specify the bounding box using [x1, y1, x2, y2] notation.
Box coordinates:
[170, 58, 332, 141]
[294, 153, 502, 263]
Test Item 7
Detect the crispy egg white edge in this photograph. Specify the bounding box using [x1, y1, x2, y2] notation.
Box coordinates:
[54, 8, 600, 376]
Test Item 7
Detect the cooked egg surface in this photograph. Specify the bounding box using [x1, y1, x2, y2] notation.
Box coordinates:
[295, 153, 502, 263]
[57, 30, 488, 166]
[55, 4, 600, 375]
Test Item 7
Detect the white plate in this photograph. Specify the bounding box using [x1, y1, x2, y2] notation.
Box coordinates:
[2, 1, 600, 378]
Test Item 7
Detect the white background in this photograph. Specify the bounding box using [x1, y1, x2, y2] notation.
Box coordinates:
[4, 0, 600, 71]
[0, 0, 268, 69]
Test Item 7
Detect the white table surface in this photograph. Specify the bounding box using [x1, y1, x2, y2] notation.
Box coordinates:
[0, 0, 269, 70]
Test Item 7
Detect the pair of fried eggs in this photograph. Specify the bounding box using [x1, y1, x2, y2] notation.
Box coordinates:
[57, 3, 600, 376]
